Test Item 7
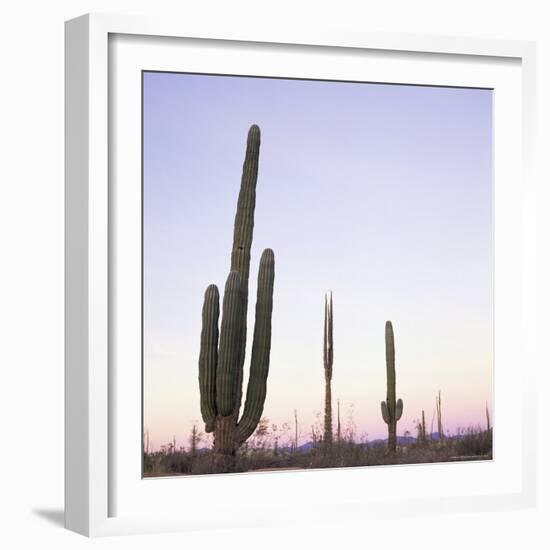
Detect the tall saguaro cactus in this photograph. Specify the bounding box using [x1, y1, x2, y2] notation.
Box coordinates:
[323, 291, 334, 451]
[380, 321, 403, 453]
[198, 125, 275, 472]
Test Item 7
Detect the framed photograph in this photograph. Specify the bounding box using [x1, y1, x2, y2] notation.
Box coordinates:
[65, 13, 537, 537]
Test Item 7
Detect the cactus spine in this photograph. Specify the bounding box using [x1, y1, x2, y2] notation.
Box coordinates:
[323, 291, 334, 451]
[380, 320, 403, 453]
[198, 125, 275, 472]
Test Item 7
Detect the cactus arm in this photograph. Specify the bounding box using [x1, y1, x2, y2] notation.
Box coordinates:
[230, 124, 261, 414]
[198, 284, 220, 431]
[381, 400, 390, 424]
[216, 272, 243, 416]
[396, 398, 403, 421]
[231, 125, 260, 278]
[237, 249, 275, 442]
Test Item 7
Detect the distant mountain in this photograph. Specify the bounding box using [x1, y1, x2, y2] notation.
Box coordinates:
[365, 435, 414, 448]
[145, 431, 478, 456]
[294, 436, 422, 452]
[293, 433, 457, 450]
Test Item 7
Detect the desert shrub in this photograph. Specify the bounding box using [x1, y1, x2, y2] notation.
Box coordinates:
[143, 424, 493, 476]
[454, 428, 492, 457]
[161, 452, 192, 474]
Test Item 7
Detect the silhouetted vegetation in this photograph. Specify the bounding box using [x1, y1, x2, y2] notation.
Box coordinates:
[143, 419, 492, 477]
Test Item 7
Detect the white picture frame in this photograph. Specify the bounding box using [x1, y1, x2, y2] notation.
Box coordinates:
[65, 12, 537, 537]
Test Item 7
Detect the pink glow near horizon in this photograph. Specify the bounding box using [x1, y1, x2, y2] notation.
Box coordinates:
[143, 73, 493, 451]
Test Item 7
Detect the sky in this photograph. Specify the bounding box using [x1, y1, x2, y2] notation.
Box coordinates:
[143, 71, 493, 451]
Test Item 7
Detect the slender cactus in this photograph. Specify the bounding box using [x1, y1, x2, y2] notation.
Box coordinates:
[189, 425, 198, 458]
[486, 401, 491, 432]
[422, 410, 426, 446]
[198, 125, 275, 472]
[323, 291, 334, 452]
[294, 409, 299, 451]
[416, 410, 426, 447]
[380, 321, 403, 453]
[436, 390, 444, 441]
[337, 399, 341, 444]
[144, 429, 150, 455]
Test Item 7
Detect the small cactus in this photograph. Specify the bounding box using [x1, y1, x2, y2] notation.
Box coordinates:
[436, 390, 444, 441]
[416, 410, 426, 447]
[337, 399, 341, 444]
[323, 291, 334, 451]
[380, 321, 403, 453]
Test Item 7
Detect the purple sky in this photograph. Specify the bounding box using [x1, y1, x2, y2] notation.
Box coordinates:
[143, 72, 493, 450]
